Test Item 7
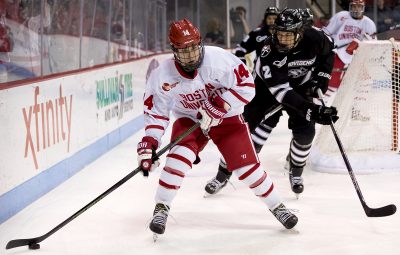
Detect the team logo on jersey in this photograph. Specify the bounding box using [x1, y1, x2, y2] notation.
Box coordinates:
[256, 35, 268, 42]
[273, 56, 287, 68]
[288, 57, 316, 67]
[162, 81, 179, 91]
[260, 45, 271, 57]
[288, 67, 308, 78]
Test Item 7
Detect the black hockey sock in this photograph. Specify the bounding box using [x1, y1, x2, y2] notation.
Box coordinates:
[216, 164, 232, 182]
[290, 166, 303, 177]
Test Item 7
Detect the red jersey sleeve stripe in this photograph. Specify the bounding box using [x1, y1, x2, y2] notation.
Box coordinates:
[237, 82, 255, 88]
[229, 89, 249, 104]
[167, 153, 192, 168]
[145, 125, 164, 131]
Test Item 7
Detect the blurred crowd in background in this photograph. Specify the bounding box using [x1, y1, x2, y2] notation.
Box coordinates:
[0, 0, 399, 83]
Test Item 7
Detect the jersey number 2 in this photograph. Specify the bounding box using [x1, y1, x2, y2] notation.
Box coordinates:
[263, 65, 272, 79]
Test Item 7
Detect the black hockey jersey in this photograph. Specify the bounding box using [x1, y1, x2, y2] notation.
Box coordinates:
[254, 27, 335, 112]
[234, 25, 272, 63]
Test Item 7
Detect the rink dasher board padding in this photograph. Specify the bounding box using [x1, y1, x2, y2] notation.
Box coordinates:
[0, 53, 173, 224]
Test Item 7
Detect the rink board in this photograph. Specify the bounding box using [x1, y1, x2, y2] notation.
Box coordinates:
[0, 54, 172, 224]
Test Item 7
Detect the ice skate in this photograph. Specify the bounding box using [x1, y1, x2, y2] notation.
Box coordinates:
[204, 177, 228, 197]
[289, 167, 304, 199]
[204, 165, 232, 197]
[149, 203, 170, 241]
[270, 203, 298, 229]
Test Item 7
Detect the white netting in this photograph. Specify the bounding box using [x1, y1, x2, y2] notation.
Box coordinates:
[310, 40, 400, 174]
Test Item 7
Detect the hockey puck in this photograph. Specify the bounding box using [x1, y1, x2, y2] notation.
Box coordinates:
[28, 243, 40, 250]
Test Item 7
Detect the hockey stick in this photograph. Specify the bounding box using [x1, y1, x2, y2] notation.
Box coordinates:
[261, 104, 283, 122]
[316, 89, 396, 217]
[6, 122, 201, 250]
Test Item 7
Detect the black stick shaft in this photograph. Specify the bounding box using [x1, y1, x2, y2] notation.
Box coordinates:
[317, 89, 396, 217]
[317, 90, 370, 208]
[6, 122, 200, 249]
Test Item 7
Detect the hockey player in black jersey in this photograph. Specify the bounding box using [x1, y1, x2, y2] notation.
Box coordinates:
[234, 6, 279, 64]
[205, 8, 338, 198]
[245, 7, 317, 158]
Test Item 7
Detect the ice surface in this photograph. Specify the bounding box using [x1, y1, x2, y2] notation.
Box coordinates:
[1, 115, 399, 255]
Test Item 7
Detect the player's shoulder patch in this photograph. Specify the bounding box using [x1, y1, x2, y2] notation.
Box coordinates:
[161, 81, 180, 92]
[256, 35, 269, 43]
[261, 44, 271, 57]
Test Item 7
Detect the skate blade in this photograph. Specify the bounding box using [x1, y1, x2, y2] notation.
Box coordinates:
[295, 193, 300, 200]
[153, 233, 159, 242]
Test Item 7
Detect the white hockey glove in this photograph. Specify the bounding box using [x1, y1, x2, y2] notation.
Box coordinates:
[137, 136, 160, 176]
[198, 95, 229, 133]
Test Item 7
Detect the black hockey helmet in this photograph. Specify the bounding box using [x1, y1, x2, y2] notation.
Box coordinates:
[272, 8, 304, 53]
[264, 6, 280, 19]
[299, 8, 314, 27]
[264, 6, 280, 27]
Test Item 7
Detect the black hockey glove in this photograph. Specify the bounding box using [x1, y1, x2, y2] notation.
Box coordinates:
[304, 80, 325, 98]
[234, 50, 247, 64]
[305, 103, 339, 125]
[304, 72, 331, 98]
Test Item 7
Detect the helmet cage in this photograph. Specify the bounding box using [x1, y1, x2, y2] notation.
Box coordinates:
[273, 30, 302, 53]
[349, 1, 365, 19]
[171, 41, 204, 72]
[169, 19, 204, 72]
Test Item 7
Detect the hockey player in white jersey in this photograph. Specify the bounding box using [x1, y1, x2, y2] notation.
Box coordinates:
[323, 0, 376, 88]
[137, 19, 298, 238]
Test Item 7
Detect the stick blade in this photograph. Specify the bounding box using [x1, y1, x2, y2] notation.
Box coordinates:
[6, 238, 38, 250]
[365, 204, 397, 217]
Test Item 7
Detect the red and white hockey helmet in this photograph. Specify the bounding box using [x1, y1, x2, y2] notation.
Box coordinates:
[169, 19, 204, 72]
[349, 0, 365, 19]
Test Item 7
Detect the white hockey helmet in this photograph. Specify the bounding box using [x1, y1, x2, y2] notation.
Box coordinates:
[349, 0, 365, 19]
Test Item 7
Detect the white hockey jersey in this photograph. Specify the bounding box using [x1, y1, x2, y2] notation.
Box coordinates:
[143, 46, 255, 145]
[323, 11, 376, 64]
